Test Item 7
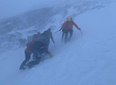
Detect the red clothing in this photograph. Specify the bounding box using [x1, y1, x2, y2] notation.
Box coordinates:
[25, 41, 34, 54]
[60, 21, 79, 30]
[25, 48, 33, 54]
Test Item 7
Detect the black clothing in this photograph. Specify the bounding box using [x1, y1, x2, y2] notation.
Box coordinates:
[41, 30, 55, 50]
[62, 29, 73, 42]
[32, 33, 42, 41]
[19, 51, 31, 69]
[27, 52, 41, 68]
[19, 40, 49, 69]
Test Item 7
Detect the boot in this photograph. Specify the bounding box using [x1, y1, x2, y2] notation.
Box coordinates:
[19, 66, 25, 70]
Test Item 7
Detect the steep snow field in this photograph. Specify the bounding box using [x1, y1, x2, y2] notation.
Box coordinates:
[0, 1, 116, 85]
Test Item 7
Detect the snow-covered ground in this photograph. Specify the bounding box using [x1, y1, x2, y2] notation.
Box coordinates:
[0, 1, 116, 85]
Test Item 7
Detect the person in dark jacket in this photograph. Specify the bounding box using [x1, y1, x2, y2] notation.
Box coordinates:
[41, 28, 55, 50]
[19, 40, 53, 70]
[59, 17, 81, 42]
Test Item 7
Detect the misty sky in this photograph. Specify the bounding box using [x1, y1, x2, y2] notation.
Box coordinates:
[0, 0, 79, 20]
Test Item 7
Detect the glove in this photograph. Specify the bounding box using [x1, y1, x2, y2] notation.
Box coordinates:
[49, 53, 53, 58]
[41, 46, 45, 49]
[78, 28, 81, 30]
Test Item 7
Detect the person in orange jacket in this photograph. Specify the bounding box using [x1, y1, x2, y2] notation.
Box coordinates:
[59, 17, 81, 42]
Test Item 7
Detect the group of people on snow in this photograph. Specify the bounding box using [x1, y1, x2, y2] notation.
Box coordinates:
[19, 17, 81, 70]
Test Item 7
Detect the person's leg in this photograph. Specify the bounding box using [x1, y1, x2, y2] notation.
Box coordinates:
[19, 51, 31, 69]
[62, 30, 65, 41]
[27, 52, 41, 68]
[28, 57, 41, 68]
[68, 30, 73, 41]
[64, 30, 68, 42]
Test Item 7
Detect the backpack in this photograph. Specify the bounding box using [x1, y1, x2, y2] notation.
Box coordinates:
[26, 41, 34, 50]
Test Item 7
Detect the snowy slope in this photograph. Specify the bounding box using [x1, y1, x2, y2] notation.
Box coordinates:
[0, 0, 113, 54]
[0, 1, 116, 85]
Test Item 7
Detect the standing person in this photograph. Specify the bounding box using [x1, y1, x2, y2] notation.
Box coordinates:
[59, 17, 81, 42]
[41, 28, 55, 50]
[19, 40, 53, 70]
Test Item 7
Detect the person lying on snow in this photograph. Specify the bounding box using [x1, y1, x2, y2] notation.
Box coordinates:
[19, 40, 53, 70]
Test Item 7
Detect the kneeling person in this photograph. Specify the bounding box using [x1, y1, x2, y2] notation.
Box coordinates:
[19, 40, 53, 70]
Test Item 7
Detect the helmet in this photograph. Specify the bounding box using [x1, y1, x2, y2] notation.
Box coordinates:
[37, 32, 40, 34]
[47, 28, 51, 31]
[67, 17, 71, 19]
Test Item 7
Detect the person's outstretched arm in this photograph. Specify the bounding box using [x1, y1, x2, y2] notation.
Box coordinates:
[59, 21, 67, 31]
[72, 21, 80, 30]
